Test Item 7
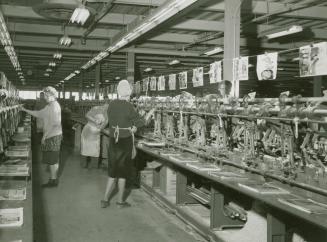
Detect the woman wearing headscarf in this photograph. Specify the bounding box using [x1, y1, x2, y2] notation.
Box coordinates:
[80, 103, 108, 168]
[101, 80, 154, 208]
[22, 86, 62, 187]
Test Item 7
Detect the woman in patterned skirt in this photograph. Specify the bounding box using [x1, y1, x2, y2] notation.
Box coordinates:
[22, 86, 62, 187]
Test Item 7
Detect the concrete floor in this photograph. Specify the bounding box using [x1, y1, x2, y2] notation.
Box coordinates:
[32, 142, 199, 242]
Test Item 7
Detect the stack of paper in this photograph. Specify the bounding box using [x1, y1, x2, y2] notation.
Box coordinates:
[0, 208, 24, 228]
[278, 198, 327, 214]
[139, 141, 166, 147]
[210, 171, 249, 180]
[169, 154, 199, 163]
[0, 188, 26, 200]
[5, 150, 29, 158]
[238, 183, 290, 194]
[186, 163, 221, 172]
[3, 159, 28, 166]
[0, 165, 29, 176]
[8, 145, 29, 151]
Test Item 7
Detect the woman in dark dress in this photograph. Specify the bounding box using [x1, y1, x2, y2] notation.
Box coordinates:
[101, 80, 154, 208]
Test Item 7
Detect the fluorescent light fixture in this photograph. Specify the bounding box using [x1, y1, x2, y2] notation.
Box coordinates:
[60, 80, 65, 83]
[0, 10, 24, 80]
[67, 0, 196, 78]
[144, 67, 153, 72]
[204, 47, 224, 56]
[49, 62, 56, 67]
[53, 52, 62, 59]
[263, 25, 303, 39]
[70, 6, 90, 26]
[168, 59, 180, 65]
[75, 70, 80, 74]
[59, 35, 72, 46]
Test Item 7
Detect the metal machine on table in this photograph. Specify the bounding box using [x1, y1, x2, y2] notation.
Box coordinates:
[133, 91, 327, 234]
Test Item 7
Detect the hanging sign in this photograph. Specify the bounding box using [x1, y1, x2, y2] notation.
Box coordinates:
[256, 52, 278, 80]
[192, 67, 204, 87]
[233, 57, 249, 81]
[158, 76, 165, 91]
[168, 74, 176, 90]
[178, 71, 188, 90]
[299, 42, 327, 77]
[209, 61, 222, 83]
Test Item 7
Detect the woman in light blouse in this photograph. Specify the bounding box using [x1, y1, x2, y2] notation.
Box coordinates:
[22, 86, 62, 187]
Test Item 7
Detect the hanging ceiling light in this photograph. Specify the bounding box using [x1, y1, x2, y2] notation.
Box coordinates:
[144, 67, 153, 73]
[59, 35, 72, 46]
[70, 5, 90, 26]
[49, 62, 56, 67]
[203, 47, 224, 56]
[168, 59, 180, 66]
[46, 68, 52, 72]
[260, 25, 303, 39]
[105, 80, 109, 83]
[44, 73, 50, 77]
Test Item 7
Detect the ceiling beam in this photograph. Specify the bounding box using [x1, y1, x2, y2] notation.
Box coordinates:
[204, 1, 327, 20]
[7, 22, 119, 39]
[113, 0, 165, 6]
[0, 5, 139, 26]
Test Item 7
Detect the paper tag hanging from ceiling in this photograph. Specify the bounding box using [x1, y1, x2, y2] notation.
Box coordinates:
[299, 42, 327, 77]
[135, 81, 141, 94]
[142, 77, 149, 92]
[192, 67, 204, 87]
[178, 71, 188, 90]
[168, 74, 176, 90]
[209, 61, 222, 83]
[233, 57, 249, 81]
[158, 76, 165, 91]
[257, 52, 278, 80]
[150, 77, 157, 91]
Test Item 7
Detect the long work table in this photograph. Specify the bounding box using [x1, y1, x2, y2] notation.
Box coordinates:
[71, 114, 327, 242]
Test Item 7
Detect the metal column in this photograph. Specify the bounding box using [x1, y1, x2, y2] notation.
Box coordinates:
[313, 76, 322, 97]
[127, 52, 135, 86]
[79, 73, 83, 101]
[95, 63, 101, 100]
[223, 0, 241, 97]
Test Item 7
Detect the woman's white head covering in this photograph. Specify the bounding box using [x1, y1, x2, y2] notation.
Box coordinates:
[117, 80, 132, 98]
[43, 86, 58, 98]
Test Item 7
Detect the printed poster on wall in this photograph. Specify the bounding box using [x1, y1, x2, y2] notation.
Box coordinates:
[168, 74, 176, 90]
[256, 52, 278, 80]
[150, 77, 157, 91]
[233, 57, 249, 81]
[178, 71, 187, 90]
[142, 77, 149, 92]
[192, 67, 204, 87]
[158, 76, 165, 91]
[209, 61, 222, 83]
[299, 42, 327, 77]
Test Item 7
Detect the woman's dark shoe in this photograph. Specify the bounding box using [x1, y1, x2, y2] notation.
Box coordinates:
[42, 179, 58, 188]
[101, 200, 110, 208]
[116, 202, 131, 208]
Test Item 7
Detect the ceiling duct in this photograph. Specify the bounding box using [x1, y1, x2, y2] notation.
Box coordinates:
[33, 0, 95, 21]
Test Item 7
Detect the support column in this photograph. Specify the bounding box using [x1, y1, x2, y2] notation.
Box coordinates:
[95, 63, 101, 100]
[223, 0, 241, 97]
[127, 52, 135, 86]
[62, 84, 65, 99]
[313, 76, 322, 97]
[79, 74, 83, 101]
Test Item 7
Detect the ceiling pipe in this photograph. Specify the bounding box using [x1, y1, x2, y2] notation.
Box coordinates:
[183, 0, 325, 49]
[82, 0, 115, 38]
